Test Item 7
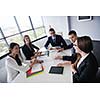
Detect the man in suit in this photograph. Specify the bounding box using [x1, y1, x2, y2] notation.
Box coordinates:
[44, 28, 68, 52]
[55, 30, 81, 70]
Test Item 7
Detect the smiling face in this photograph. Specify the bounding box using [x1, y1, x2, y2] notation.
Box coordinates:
[24, 35, 31, 44]
[10, 45, 20, 55]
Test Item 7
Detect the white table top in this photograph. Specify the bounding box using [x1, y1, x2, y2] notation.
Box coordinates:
[13, 48, 73, 83]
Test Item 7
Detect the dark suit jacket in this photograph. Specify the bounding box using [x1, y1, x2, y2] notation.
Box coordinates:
[73, 52, 98, 83]
[44, 35, 68, 49]
[63, 53, 77, 64]
[22, 43, 39, 60]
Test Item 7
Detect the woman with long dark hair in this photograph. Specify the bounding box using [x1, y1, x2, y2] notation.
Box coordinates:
[6, 42, 37, 82]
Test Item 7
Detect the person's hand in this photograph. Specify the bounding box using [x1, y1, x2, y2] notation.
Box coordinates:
[57, 48, 64, 52]
[31, 56, 37, 60]
[36, 52, 42, 56]
[49, 47, 56, 50]
[30, 59, 44, 68]
[57, 63, 65, 66]
[71, 67, 77, 74]
[55, 55, 62, 60]
[30, 58, 37, 67]
[71, 64, 77, 74]
[57, 61, 71, 66]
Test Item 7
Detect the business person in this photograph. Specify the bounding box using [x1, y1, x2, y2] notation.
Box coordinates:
[55, 30, 81, 69]
[5, 42, 38, 82]
[73, 36, 98, 83]
[22, 35, 40, 60]
[44, 28, 68, 52]
[67, 30, 78, 51]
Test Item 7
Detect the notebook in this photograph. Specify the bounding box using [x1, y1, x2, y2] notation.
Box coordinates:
[49, 66, 64, 74]
[26, 64, 44, 78]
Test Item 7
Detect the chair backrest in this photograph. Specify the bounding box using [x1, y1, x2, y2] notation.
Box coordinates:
[92, 40, 100, 67]
[0, 57, 7, 83]
[20, 49, 26, 61]
[57, 32, 63, 36]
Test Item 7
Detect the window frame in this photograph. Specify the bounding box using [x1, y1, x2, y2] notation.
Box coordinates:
[0, 16, 46, 59]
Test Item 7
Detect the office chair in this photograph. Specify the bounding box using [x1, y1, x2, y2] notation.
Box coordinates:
[93, 40, 100, 67]
[92, 40, 100, 82]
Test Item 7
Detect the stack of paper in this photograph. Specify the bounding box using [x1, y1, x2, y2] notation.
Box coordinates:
[26, 64, 44, 78]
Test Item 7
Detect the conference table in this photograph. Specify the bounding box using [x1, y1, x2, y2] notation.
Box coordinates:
[13, 47, 73, 83]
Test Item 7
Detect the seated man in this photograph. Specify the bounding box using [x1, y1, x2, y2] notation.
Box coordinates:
[55, 30, 81, 71]
[44, 28, 68, 52]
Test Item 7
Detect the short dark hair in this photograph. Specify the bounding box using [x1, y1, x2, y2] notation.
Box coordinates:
[49, 28, 55, 33]
[68, 30, 77, 36]
[77, 36, 93, 53]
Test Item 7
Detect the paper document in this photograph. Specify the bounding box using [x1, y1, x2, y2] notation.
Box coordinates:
[31, 64, 43, 73]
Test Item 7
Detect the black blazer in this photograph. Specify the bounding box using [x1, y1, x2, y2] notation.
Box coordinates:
[22, 43, 39, 60]
[63, 53, 77, 64]
[73, 52, 98, 83]
[44, 35, 68, 49]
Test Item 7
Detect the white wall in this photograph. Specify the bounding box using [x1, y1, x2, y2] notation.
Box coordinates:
[42, 16, 69, 39]
[69, 16, 100, 40]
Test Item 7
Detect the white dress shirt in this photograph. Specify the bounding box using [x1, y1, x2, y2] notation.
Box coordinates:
[5, 56, 30, 82]
[77, 53, 89, 68]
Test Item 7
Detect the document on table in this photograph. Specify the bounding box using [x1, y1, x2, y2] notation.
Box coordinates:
[31, 64, 43, 73]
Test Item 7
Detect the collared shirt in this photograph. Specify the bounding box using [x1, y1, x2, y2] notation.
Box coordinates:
[73, 40, 77, 53]
[52, 36, 56, 43]
[77, 53, 89, 68]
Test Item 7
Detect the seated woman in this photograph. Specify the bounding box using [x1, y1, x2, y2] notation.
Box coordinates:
[56, 36, 98, 82]
[22, 35, 40, 60]
[72, 36, 98, 83]
[6, 42, 40, 82]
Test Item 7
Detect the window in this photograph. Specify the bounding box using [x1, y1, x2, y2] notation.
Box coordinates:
[0, 30, 3, 39]
[30, 16, 46, 38]
[15, 16, 32, 31]
[0, 16, 46, 57]
[30, 16, 43, 28]
[0, 39, 9, 57]
[22, 30, 36, 41]
[6, 34, 24, 46]
[0, 16, 19, 37]
[35, 27, 46, 38]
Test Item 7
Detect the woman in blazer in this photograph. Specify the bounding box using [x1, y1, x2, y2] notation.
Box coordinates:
[6, 42, 37, 82]
[72, 36, 98, 83]
[22, 35, 39, 60]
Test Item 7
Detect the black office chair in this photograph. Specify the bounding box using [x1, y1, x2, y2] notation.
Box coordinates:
[93, 40, 100, 67]
[92, 40, 100, 82]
